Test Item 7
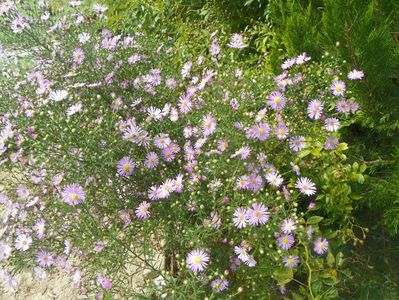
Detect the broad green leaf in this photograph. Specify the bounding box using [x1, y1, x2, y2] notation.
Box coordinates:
[336, 252, 344, 267]
[359, 164, 367, 173]
[298, 149, 311, 158]
[327, 252, 335, 266]
[356, 174, 365, 184]
[307, 216, 324, 224]
[273, 268, 293, 285]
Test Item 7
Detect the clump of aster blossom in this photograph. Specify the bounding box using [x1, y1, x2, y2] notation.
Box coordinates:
[0, 5, 365, 297]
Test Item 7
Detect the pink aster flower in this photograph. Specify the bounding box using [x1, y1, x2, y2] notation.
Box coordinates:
[72, 48, 85, 64]
[324, 117, 340, 132]
[34, 266, 47, 280]
[276, 123, 289, 140]
[282, 186, 291, 201]
[232, 146, 251, 160]
[246, 202, 269, 226]
[145, 152, 159, 168]
[110, 98, 124, 110]
[233, 207, 248, 229]
[72, 269, 82, 287]
[186, 249, 210, 272]
[251, 123, 270, 141]
[281, 218, 297, 234]
[295, 52, 311, 64]
[165, 78, 177, 90]
[174, 174, 184, 193]
[324, 135, 339, 150]
[210, 39, 221, 56]
[33, 218, 45, 239]
[330, 80, 346, 96]
[278, 234, 295, 250]
[313, 237, 329, 255]
[186, 200, 197, 211]
[265, 172, 283, 187]
[101, 36, 117, 50]
[0, 242, 11, 261]
[78, 32, 90, 44]
[162, 147, 175, 162]
[217, 139, 229, 152]
[61, 184, 85, 206]
[154, 133, 171, 149]
[247, 174, 264, 192]
[281, 58, 296, 70]
[117, 157, 135, 177]
[119, 210, 131, 228]
[235, 175, 249, 190]
[211, 278, 229, 292]
[16, 185, 29, 199]
[159, 179, 176, 199]
[49, 89, 68, 102]
[289, 136, 306, 152]
[349, 100, 359, 113]
[307, 99, 324, 120]
[148, 185, 162, 201]
[202, 114, 217, 136]
[37, 251, 54, 268]
[290, 162, 300, 176]
[267, 91, 286, 111]
[347, 69, 364, 80]
[283, 255, 299, 268]
[295, 177, 316, 196]
[97, 276, 112, 290]
[227, 33, 248, 49]
[135, 201, 151, 219]
[178, 95, 193, 114]
[336, 98, 351, 113]
[181, 61, 192, 79]
[234, 245, 250, 262]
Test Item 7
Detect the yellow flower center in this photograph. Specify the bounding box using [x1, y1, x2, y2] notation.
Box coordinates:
[194, 256, 202, 264]
[123, 164, 131, 172]
[274, 97, 281, 104]
[71, 193, 78, 201]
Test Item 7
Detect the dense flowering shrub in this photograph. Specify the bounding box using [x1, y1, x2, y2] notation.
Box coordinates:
[0, 2, 367, 299]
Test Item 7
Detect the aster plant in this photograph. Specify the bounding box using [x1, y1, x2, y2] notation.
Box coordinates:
[0, 1, 368, 299]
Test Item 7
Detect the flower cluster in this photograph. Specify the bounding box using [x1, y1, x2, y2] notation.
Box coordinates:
[0, 2, 366, 299]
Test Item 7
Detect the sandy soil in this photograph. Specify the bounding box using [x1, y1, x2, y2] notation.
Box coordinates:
[0, 271, 81, 300]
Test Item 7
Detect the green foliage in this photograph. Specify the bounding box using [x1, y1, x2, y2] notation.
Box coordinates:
[269, 0, 399, 122]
